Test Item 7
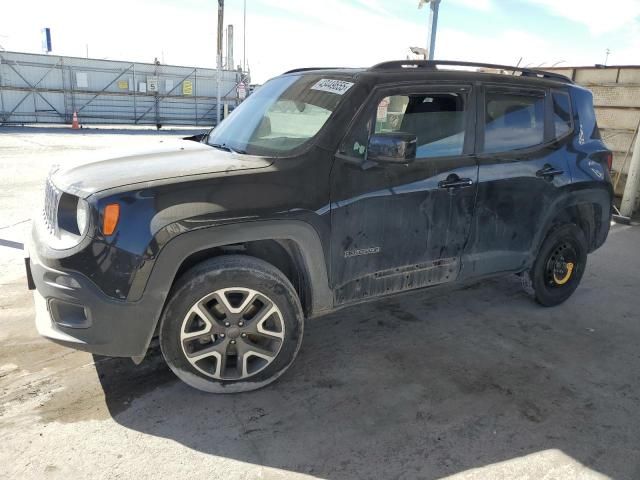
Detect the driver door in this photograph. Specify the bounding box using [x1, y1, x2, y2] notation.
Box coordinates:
[330, 84, 478, 305]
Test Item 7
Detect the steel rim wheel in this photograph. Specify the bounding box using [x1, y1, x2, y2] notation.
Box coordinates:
[180, 287, 285, 380]
[544, 241, 578, 288]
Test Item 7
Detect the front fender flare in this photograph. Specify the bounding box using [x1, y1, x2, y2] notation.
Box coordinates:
[130, 219, 333, 354]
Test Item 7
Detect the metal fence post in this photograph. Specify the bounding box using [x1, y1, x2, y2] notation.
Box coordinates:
[60, 58, 69, 122]
[0, 57, 5, 122]
[154, 62, 159, 127]
[69, 65, 76, 117]
[194, 68, 198, 126]
[33, 83, 38, 123]
[132, 64, 137, 124]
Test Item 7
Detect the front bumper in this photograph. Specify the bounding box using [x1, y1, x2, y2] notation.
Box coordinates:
[28, 242, 159, 358]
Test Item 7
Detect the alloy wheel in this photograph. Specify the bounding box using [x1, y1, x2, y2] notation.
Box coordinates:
[180, 287, 285, 380]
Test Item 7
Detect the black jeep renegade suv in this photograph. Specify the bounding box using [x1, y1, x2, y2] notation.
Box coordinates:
[27, 60, 613, 393]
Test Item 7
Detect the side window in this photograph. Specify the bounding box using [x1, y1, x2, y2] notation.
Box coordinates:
[374, 95, 409, 133]
[483, 92, 545, 153]
[339, 91, 467, 160]
[375, 93, 466, 158]
[552, 91, 572, 138]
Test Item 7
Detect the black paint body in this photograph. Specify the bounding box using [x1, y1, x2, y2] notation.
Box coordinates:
[29, 67, 613, 357]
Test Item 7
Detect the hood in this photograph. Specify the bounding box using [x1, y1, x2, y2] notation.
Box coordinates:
[52, 139, 272, 198]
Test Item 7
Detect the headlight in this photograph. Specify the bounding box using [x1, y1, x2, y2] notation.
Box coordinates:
[47, 192, 91, 249]
[41, 175, 92, 249]
[76, 199, 89, 235]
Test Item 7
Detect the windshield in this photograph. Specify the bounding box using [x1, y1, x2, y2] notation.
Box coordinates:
[207, 74, 354, 156]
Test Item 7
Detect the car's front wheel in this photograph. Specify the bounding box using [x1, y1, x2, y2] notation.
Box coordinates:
[159, 255, 304, 393]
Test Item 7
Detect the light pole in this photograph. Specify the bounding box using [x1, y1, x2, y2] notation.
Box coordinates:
[418, 0, 442, 60]
[243, 0, 247, 72]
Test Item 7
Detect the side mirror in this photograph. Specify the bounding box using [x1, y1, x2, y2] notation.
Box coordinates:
[367, 132, 416, 164]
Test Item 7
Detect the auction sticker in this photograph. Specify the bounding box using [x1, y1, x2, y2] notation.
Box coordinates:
[311, 79, 354, 95]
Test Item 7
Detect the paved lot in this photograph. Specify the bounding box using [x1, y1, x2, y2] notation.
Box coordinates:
[1, 127, 639, 480]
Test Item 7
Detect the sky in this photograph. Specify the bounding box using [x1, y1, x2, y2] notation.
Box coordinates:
[0, 0, 638, 83]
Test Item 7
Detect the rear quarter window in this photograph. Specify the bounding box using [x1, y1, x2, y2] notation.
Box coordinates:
[552, 91, 573, 139]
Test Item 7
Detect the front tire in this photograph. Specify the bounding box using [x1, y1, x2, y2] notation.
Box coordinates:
[529, 223, 588, 307]
[159, 255, 304, 393]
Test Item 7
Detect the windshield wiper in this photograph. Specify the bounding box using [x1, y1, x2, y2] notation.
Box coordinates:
[209, 143, 246, 155]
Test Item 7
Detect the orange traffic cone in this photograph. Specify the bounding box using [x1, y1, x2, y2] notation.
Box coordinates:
[72, 111, 80, 129]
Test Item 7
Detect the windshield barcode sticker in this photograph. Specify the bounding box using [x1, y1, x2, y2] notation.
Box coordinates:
[311, 79, 354, 95]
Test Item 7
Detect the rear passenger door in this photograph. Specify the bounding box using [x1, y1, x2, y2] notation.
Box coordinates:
[461, 84, 574, 278]
[330, 84, 478, 304]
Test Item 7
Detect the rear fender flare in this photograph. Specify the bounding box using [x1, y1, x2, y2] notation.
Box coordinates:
[528, 186, 612, 267]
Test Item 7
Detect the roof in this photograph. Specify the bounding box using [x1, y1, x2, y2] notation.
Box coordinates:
[283, 60, 573, 85]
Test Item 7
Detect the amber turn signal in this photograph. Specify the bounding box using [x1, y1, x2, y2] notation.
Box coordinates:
[102, 203, 120, 236]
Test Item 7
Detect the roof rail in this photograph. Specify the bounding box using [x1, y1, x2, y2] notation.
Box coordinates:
[370, 60, 573, 83]
[283, 67, 341, 74]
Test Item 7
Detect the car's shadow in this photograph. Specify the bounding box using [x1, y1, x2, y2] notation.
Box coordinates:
[95, 275, 640, 479]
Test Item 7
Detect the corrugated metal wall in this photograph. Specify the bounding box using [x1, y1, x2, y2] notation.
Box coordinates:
[546, 66, 640, 196]
[0, 51, 245, 126]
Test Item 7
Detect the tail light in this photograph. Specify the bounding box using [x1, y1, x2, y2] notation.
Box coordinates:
[606, 152, 613, 171]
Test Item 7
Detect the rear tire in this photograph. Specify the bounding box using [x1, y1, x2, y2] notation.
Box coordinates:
[159, 255, 304, 393]
[529, 224, 588, 307]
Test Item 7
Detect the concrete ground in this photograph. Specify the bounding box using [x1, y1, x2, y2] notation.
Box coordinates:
[1, 126, 639, 480]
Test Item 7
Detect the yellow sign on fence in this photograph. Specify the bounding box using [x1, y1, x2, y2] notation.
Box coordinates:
[117, 80, 129, 90]
[183, 80, 193, 96]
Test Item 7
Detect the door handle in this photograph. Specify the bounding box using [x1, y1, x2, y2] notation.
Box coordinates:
[438, 174, 474, 189]
[536, 165, 564, 179]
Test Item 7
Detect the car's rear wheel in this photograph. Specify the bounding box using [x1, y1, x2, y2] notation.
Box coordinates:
[529, 223, 588, 307]
[159, 255, 304, 393]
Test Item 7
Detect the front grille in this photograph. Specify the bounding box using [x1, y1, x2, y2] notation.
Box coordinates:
[43, 176, 61, 235]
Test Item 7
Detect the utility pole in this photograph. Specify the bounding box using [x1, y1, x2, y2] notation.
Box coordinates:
[216, 0, 224, 126]
[227, 25, 234, 70]
[620, 122, 640, 218]
[418, 0, 441, 60]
